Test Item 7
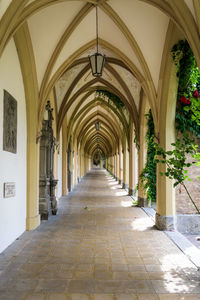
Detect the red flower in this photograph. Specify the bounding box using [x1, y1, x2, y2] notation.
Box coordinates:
[186, 98, 190, 104]
[180, 96, 187, 103]
[193, 90, 199, 98]
[180, 96, 190, 105]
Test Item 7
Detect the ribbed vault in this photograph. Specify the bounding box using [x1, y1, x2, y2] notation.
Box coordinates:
[1, 0, 200, 236]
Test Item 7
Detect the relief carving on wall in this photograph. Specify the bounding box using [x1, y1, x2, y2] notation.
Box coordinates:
[3, 90, 17, 154]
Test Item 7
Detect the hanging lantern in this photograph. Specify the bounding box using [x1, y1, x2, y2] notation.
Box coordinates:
[88, 5, 105, 77]
[89, 53, 105, 77]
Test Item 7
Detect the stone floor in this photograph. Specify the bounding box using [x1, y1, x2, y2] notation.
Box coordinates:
[1, 169, 200, 300]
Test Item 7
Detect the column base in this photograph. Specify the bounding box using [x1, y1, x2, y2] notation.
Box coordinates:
[122, 183, 128, 189]
[129, 188, 135, 196]
[26, 214, 40, 230]
[155, 213, 175, 231]
[118, 179, 122, 185]
[137, 196, 148, 207]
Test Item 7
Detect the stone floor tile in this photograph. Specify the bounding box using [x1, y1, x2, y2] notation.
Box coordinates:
[69, 294, 91, 300]
[58, 270, 74, 279]
[73, 271, 94, 279]
[114, 295, 138, 300]
[38, 269, 58, 279]
[94, 263, 110, 271]
[0, 291, 28, 300]
[93, 294, 114, 299]
[124, 280, 155, 294]
[128, 265, 146, 272]
[79, 257, 94, 264]
[74, 264, 93, 271]
[26, 293, 46, 300]
[127, 258, 144, 265]
[8, 279, 39, 292]
[47, 293, 68, 300]
[94, 257, 111, 264]
[95, 280, 126, 294]
[111, 264, 129, 271]
[112, 272, 130, 280]
[145, 265, 163, 272]
[67, 280, 94, 293]
[129, 272, 149, 280]
[178, 295, 200, 299]
[111, 258, 127, 264]
[35, 279, 68, 293]
[61, 264, 75, 271]
[94, 270, 113, 279]
[41, 264, 60, 272]
[158, 295, 183, 299]
[147, 272, 166, 280]
[142, 258, 161, 265]
[137, 295, 159, 300]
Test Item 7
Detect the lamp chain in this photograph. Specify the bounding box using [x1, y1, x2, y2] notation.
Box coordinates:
[96, 5, 99, 53]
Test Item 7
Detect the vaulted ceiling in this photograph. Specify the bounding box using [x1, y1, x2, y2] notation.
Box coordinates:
[1, 0, 199, 158]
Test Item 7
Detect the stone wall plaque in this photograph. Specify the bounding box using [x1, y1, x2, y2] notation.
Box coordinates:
[4, 182, 16, 198]
[3, 90, 17, 154]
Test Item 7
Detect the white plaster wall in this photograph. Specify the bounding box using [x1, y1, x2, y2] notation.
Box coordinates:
[57, 129, 62, 198]
[0, 38, 26, 253]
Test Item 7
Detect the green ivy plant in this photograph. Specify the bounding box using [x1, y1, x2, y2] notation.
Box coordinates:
[96, 90, 125, 109]
[155, 134, 200, 214]
[134, 128, 140, 150]
[172, 40, 200, 135]
[154, 40, 200, 214]
[139, 109, 157, 203]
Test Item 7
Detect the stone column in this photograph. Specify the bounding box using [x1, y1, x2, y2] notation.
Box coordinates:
[123, 138, 129, 190]
[62, 117, 67, 195]
[118, 142, 122, 184]
[67, 137, 72, 192]
[77, 148, 81, 182]
[129, 140, 138, 196]
[74, 140, 78, 186]
[116, 151, 119, 182]
[155, 36, 177, 230]
[111, 155, 114, 177]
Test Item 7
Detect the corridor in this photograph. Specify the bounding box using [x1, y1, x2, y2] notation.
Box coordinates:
[0, 169, 200, 300]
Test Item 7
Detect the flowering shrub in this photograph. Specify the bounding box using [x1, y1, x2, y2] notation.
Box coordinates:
[172, 40, 200, 135]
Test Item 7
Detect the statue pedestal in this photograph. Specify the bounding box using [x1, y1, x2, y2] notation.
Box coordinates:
[39, 178, 50, 220]
[39, 101, 58, 220]
[50, 178, 58, 215]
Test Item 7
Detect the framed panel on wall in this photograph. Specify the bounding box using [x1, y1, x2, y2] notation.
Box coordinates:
[3, 90, 17, 154]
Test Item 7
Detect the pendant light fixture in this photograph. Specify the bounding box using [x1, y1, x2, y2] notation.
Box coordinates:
[89, 5, 105, 77]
